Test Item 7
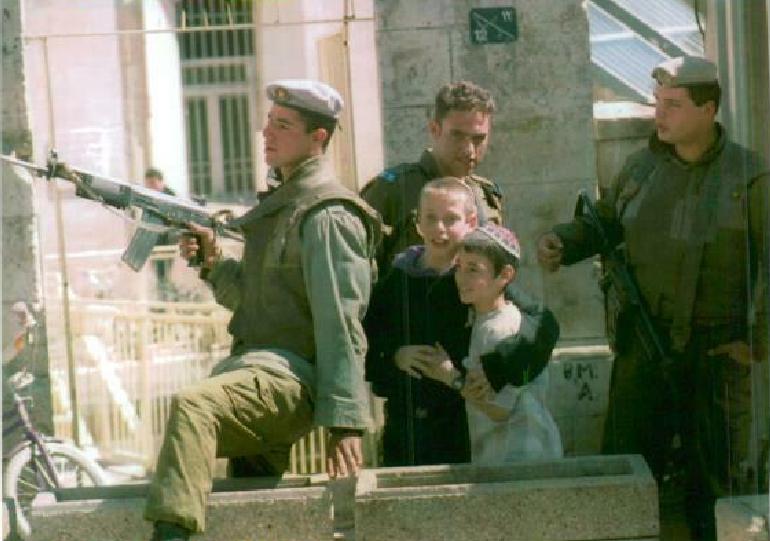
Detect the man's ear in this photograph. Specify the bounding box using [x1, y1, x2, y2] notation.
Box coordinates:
[703, 100, 717, 118]
[312, 127, 329, 146]
[428, 119, 441, 140]
[467, 212, 479, 229]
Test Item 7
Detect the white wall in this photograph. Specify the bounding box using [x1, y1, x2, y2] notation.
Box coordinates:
[142, 0, 189, 196]
[256, 0, 383, 189]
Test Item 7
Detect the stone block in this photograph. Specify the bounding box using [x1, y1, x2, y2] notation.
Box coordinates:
[30, 477, 332, 541]
[548, 345, 613, 418]
[570, 414, 607, 456]
[715, 495, 769, 541]
[377, 28, 452, 108]
[594, 103, 654, 192]
[449, 23, 592, 110]
[1, 163, 35, 218]
[375, 0, 455, 30]
[444, 0, 588, 30]
[554, 415, 576, 455]
[355, 455, 659, 541]
[546, 345, 614, 456]
[496, 179, 604, 342]
[480, 113, 596, 186]
[379, 105, 431, 168]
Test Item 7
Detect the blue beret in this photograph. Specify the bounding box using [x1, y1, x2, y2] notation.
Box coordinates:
[266, 79, 343, 119]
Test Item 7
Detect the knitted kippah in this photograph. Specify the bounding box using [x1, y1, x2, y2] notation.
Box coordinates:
[475, 223, 521, 263]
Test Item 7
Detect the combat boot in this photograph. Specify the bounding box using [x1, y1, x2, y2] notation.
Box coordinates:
[151, 520, 191, 541]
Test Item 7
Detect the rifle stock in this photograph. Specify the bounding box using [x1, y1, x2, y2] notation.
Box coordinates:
[2, 151, 243, 271]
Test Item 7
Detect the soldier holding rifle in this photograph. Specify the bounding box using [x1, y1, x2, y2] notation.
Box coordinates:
[537, 56, 768, 540]
[143, 79, 382, 541]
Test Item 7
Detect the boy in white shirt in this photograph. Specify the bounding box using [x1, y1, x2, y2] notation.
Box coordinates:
[424, 224, 562, 464]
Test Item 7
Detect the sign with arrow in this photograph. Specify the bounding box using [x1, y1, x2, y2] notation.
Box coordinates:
[469, 7, 518, 44]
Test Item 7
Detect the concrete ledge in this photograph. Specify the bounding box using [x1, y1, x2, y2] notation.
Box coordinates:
[716, 494, 769, 541]
[593, 102, 655, 140]
[30, 476, 332, 541]
[355, 455, 658, 541]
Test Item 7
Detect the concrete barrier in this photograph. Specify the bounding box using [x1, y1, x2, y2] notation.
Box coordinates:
[355, 455, 658, 541]
[547, 344, 614, 456]
[715, 494, 768, 541]
[29, 476, 333, 541]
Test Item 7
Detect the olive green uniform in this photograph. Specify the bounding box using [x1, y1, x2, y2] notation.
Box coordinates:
[144, 157, 381, 533]
[361, 149, 503, 272]
[551, 127, 769, 539]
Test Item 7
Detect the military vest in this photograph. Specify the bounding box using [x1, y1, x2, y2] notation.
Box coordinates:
[227, 159, 381, 360]
[616, 136, 766, 328]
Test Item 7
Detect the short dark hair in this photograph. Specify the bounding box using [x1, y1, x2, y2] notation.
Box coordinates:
[291, 106, 338, 151]
[459, 232, 519, 276]
[144, 167, 163, 180]
[683, 82, 721, 113]
[434, 81, 495, 122]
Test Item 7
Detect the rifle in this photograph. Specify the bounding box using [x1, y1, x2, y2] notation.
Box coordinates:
[2, 151, 243, 271]
[574, 190, 673, 374]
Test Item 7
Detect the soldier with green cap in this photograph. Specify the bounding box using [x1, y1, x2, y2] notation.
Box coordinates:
[537, 55, 769, 540]
[143, 79, 382, 541]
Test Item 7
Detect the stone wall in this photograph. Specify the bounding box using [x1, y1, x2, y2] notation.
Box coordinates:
[374, 0, 603, 341]
[1, 0, 53, 435]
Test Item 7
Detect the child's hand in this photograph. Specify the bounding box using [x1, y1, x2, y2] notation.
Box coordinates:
[394, 345, 437, 378]
[419, 343, 456, 385]
[461, 367, 493, 401]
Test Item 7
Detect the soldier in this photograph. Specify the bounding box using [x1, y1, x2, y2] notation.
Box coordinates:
[144, 79, 382, 541]
[537, 55, 769, 540]
[362, 80, 501, 274]
[361, 81, 560, 465]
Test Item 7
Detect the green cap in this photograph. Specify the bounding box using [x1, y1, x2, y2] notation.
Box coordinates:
[652, 55, 718, 87]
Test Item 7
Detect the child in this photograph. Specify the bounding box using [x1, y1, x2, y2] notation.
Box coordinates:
[423, 223, 563, 465]
[364, 177, 479, 466]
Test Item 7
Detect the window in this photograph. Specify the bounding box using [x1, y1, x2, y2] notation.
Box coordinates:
[176, 0, 258, 203]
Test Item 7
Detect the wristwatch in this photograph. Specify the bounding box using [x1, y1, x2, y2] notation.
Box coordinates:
[449, 373, 465, 391]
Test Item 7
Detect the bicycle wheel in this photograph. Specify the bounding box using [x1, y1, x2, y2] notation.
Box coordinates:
[3, 440, 107, 539]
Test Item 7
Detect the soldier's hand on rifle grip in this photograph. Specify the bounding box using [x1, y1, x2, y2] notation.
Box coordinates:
[537, 232, 564, 272]
[180, 222, 219, 269]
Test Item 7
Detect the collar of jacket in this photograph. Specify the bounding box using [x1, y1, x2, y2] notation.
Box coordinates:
[231, 155, 332, 228]
[649, 122, 726, 169]
[419, 149, 442, 178]
[420, 148, 497, 192]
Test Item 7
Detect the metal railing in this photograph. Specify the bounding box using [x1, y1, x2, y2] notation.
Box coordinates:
[46, 298, 381, 473]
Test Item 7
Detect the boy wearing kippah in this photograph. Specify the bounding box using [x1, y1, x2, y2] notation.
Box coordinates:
[424, 224, 562, 464]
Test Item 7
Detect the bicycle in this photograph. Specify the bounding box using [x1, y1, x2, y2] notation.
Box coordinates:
[2, 303, 108, 539]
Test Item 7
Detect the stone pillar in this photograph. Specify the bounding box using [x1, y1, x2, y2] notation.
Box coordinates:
[374, 0, 603, 341]
[705, 0, 770, 499]
[2, 0, 53, 435]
